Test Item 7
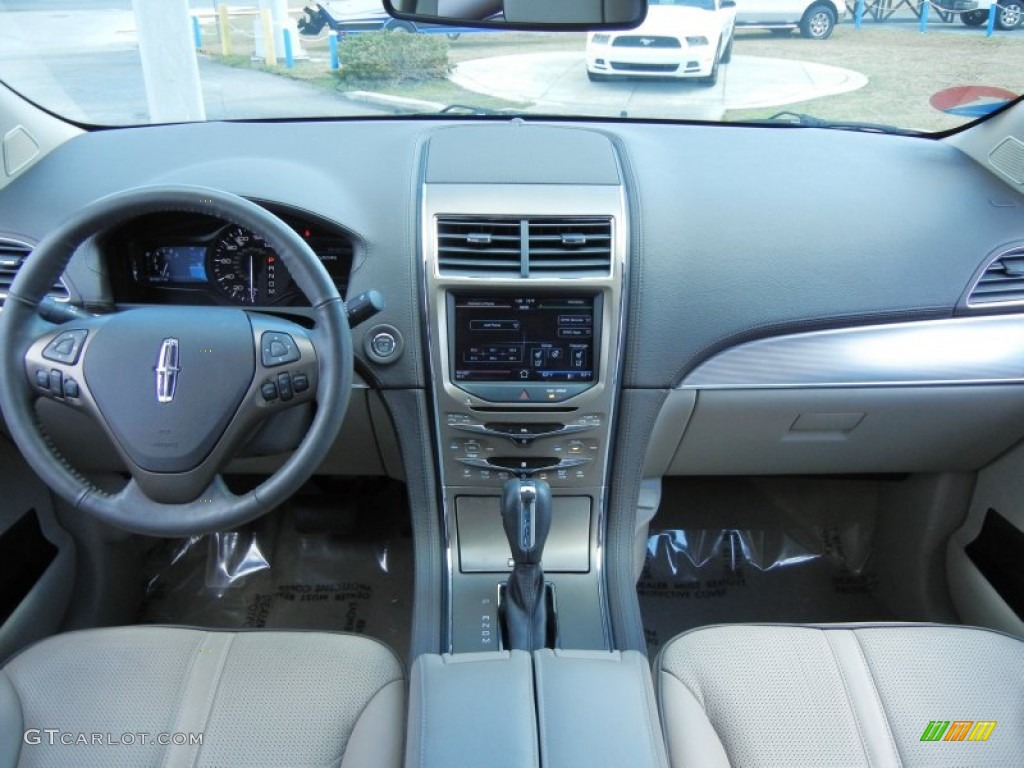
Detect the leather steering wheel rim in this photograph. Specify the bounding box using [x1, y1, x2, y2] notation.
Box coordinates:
[0, 186, 353, 537]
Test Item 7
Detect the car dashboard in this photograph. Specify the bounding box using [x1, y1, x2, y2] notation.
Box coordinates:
[1, 110, 1024, 659]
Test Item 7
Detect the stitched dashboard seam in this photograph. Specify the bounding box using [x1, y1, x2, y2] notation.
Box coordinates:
[609, 390, 668, 651]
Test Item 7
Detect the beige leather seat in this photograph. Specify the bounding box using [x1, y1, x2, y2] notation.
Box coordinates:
[1, 626, 404, 768]
[656, 623, 1024, 768]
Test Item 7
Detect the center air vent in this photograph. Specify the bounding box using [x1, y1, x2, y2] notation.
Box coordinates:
[437, 216, 612, 278]
[967, 248, 1024, 308]
[0, 239, 69, 308]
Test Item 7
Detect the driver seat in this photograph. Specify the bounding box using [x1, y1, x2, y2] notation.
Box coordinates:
[0, 626, 404, 768]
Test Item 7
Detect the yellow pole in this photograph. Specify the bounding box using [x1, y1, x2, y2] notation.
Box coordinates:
[217, 4, 231, 56]
[261, 8, 277, 66]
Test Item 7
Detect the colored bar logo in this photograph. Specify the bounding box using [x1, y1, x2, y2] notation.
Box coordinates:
[920, 721, 997, 742]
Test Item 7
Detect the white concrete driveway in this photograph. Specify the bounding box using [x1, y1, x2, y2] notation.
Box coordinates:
[452, 52, 868, 120]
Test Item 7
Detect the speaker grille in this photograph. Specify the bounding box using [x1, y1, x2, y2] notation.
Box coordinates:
[989, 136, 1024, 185]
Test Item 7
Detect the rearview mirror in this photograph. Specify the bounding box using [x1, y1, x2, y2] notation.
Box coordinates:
[384, 0, 648, 30]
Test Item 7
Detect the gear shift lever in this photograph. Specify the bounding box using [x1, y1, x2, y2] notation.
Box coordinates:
[500, 478, 552, 651]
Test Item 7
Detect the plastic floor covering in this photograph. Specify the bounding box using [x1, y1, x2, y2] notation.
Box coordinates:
[640, 478, 896, 658]
[139, 479, 414, 664]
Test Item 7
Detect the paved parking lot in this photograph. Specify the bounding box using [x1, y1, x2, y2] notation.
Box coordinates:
[0, 6, 377, 122]
[0, 3, 1017, 125]
[451, 51, 867, 121]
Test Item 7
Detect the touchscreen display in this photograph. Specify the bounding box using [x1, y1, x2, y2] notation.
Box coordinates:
[452, 296, 595, 383]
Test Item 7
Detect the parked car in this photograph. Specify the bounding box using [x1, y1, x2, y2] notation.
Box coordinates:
[732, 0, 846, 38]
[298, 0, 500, 36]
[585, 0, 738, 86]
[958, 0, 1024, 29]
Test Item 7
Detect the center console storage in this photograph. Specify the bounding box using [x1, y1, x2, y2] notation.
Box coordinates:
[406, 650, 669, 768]
[407, 651, 540, 768]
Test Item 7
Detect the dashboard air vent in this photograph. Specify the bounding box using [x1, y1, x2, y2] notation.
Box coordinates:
[436, 216, 612, 278]
[437, 218, 523, 276]
[526, 218, 612, 276]
[967, 248, 1024, 308]
[0, 239, 69, 308]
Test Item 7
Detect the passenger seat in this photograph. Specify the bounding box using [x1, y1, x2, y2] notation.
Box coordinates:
[655, 623, 1024, 767]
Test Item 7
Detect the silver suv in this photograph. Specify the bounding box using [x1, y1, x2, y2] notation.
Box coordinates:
[732, 0, 847, 38]
[957, 0, 1024, 30]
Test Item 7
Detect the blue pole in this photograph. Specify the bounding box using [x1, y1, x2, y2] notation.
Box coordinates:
[192, 15, 202, 49]
[919, 0, 929, 32]
[329, 31, 339, 70]
[855, 0, 864, 28]
[283, 28, 294, 68]
[986, 3, 997, 35]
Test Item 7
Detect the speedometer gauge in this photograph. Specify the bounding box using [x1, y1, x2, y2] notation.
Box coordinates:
[208, 225, 292, 305]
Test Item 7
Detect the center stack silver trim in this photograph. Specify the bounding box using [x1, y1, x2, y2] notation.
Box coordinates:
[421, 182, 629, 653]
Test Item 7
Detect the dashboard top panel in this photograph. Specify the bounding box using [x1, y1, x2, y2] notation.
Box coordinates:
[424, 122, 622, 185]
[0, 119, 1021, 390]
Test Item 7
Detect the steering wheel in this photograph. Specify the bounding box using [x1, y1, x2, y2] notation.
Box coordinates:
[0, 186, 353, 537]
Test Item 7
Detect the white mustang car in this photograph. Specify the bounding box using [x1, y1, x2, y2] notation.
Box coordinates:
[586, 0, 737, 86]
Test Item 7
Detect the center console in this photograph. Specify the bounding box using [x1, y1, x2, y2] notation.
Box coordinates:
[422, 177, 627, 653]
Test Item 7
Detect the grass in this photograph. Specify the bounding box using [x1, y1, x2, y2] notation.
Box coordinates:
[203, 25, 531, 112]
[206, 55, 522, 113]
[198, 14, 1020, 130]
[726, 24, 1022, 132]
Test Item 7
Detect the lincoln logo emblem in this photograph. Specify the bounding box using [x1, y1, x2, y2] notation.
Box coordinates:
[155, 338, 181, 404]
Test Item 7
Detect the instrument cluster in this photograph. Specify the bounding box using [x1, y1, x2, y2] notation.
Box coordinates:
[110, 204, 353, 306]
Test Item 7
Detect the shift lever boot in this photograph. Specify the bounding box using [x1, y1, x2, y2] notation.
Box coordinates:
[500, 478, 552, 651]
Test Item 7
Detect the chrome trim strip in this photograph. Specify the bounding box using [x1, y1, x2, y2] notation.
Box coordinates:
[421, 185, 457, 652]
[0, 236, 70, 303]
[154, 337, 181, 403]
[681, 314, 1024, 390]
[966, 246, 1024, 310]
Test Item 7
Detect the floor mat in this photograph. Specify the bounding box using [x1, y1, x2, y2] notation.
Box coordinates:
[640, 477, 896, 658]
[139, 479, 413, 664]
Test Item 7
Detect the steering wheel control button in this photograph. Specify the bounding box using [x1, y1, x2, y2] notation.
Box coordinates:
[277, 372, 294, 401]
[364, 324, 404, 365]
[63, 378, 80, 399]
[35, 369, 49, 389]
[292, 373, 309, 393]
[48, 369, 64, 398]
[42, 329, 88, 364]
[260, 332, 300, 368]
[261, 380, 279, 401]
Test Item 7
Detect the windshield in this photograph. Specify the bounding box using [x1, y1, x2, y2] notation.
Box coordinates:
[0, 0, 1020, 133]
[655, 0, 719, 11]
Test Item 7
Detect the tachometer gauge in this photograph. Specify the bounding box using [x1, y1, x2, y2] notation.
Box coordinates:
[208, 225, 291, 305]
[131, 245, 208, 286]
[132, 247, 174, 284]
